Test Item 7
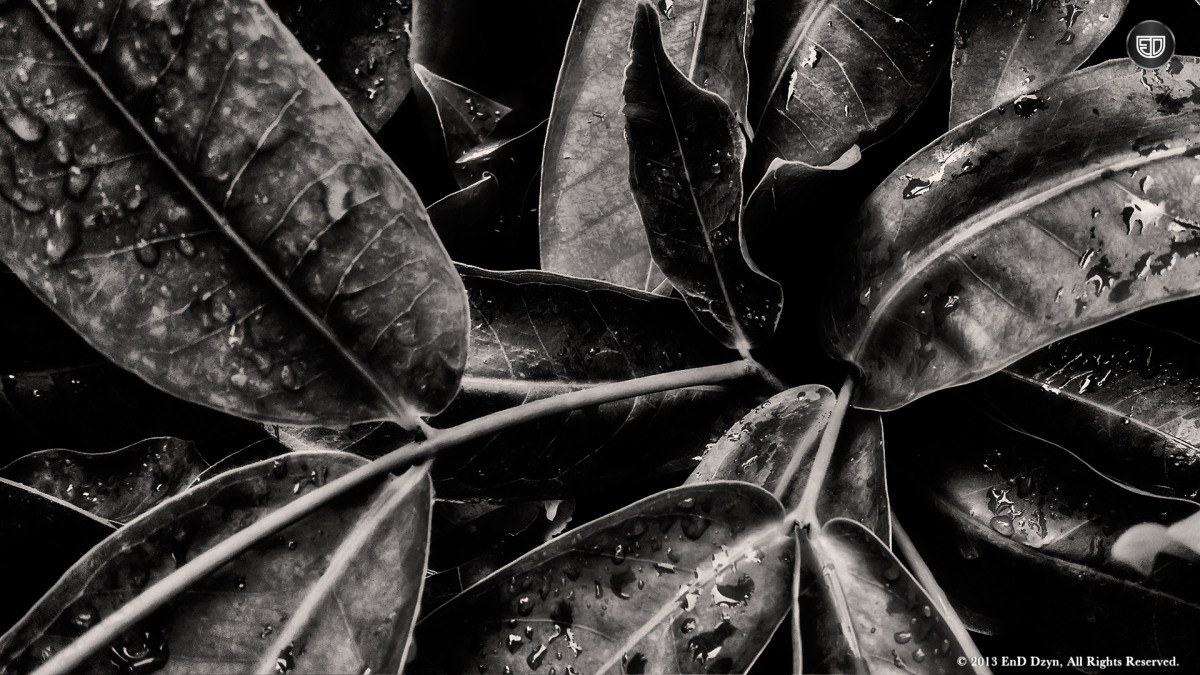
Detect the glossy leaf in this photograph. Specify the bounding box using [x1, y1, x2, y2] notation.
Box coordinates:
[0, 452, 432, 674]
[963, 313, 1200, 500]
[423, 500, 575, 613]
[409, 482, 792, 674]
[413, 64, 512, 188]
[0, 0, 467, 428]
[0, 478, 114, 634]
[624, 2, 783, 351]
[270, 0, 414, 131]
[276, 266, 765, 501]
[949, 0, 1128, 127]
[824, 58, 1200, 411]
[689, 0, 754, 132]
[796, 519, 974, 674]
[0, 437, 207, 524]
[744, 0, 956, 180]
[539, 0, 704, 290]
[888, 392, 1200, 661]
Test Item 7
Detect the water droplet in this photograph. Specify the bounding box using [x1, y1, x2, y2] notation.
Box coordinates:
[882, 565, 901, 581]
[990, 515, 1015, 537]
[527, 644, 547, 670]
[1056, 30, 1075, 46]
[0, 105, 47, 143]
[912, 647, 927, 663]
[1012, 94, 1046, 119]
[51, 138, 72, 165]
[69, 601, 100, 634]
[895, 631, 912, 644]
[45, 209, 80, 265]
[135, 240, 159, 267]
[518, 596, 535, 616]
[280, 363, 302, 391]
[175, 235, 197, 258]
[611, 544, 626, 565]
[65, 166, 94, 200]
[506, 634, 524, 653]
[902, 176, 931, 199]
[109, 626, 169, 674]
[275, 644, 294, 674]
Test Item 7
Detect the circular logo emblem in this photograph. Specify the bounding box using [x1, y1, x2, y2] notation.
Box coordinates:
[1127, 21, 1175, 70]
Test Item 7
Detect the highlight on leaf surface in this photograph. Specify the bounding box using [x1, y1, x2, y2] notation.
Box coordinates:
[623, 1, 783, 352]
[0, 452, 432, 675]
[824, 57, 1200, 411]
[410, 481, 792, 674]
[1112, 510, 1200, 576]
[0, 0, 468, 430]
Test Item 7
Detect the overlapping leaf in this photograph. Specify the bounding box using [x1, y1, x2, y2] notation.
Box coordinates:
[0, 452, 431, 675]
[270, 0, 414, 131]
[0, 478, 114, 634]
[824, 58, 1200, 411]
[0, 0, 467, 429]
[624, 2, 783, 351]
[949, 0, 1127, 126]
[274, 265, 765, 501]
[888, 392, 1200, 662]
[410, 482, 792, 674]
[0, 437, 207, 523]
[744, 0, 956, 181]
[539, 0, 704, 290]
[964, 311, 1200, 500]
[413, 65, 513, 188]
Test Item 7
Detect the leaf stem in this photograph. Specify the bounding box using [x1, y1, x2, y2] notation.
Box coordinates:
[30, 360, 760, 675]
[790, 373, 855, 525]
[891, 513, 991, 674]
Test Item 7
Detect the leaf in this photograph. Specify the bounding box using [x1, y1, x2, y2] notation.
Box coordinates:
[194, 437, 290, 484]
[0, 0, 467, 428]
[1111, 512, 1200, 576]
[273, 265, 767, 502]
[0, 437, 207, 523]
[409, 482, 792, 674]
[0, 478, 114, 634]
[961, 313, 1200, 500]
[624, 2, 783, 351]
[888, 392, 1200, 660]
[412, 64, 513, 188]
[539, 0, 705, 290]
[689, 0, 754, 132]
[0, 267, 265, 460]
[949, 0, 1128, 127]
[269, 0, 414, 131]
[0, 451, 432, 675]
[744, 0, 956, 180]
[796, 518, 975, 674]
[823, 57, 1200, 411]
[423, 500, 576, 613]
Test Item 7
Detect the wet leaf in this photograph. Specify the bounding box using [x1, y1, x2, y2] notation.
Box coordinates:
[823, 58, 1200, 411]
[0, 0, 467, 428]
[270, 0, 414, 131]
[539, 0, 704, 290]
[689, 0, 754, 132]
[686, 386, 889, 535]
[423, 500, 576, 613]
[796, 518, 974, 674]
[409, 481, 792, 674]
[624, 2, 783, 351]
[949, 0, 1128, 127]
[888, 392, 1200, 661]
[962, 313, 1200, 500]
[273, 265, 767, 501]
[0, 437, 207, 524]
[744, 0, 955, 180]
[413, 64, 512, 188]
[0, 267, 265, 461]
[0, 478, 114, 634]
[0, 452, 432, 675]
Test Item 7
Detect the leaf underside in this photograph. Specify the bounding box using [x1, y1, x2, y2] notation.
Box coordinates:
[624, 2, 783, 351]
[0, 0, 467, 428]
[825, 58, 1200, 411]
[410, 481, 792, 674]
[949, 0, 1127, 127]
[0, 452, 432, 675]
